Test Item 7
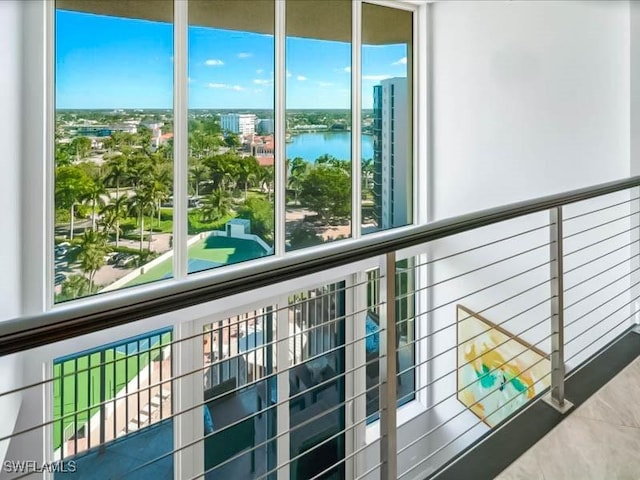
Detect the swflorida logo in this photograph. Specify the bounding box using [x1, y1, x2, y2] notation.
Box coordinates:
[3, 460, 77, 473]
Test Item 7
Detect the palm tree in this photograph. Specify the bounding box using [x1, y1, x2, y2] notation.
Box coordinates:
[189, 160, 209, 197]
[100, 194, 128, 247]
[79, 230, 108, 292]
[55, 165, 93, 240]
[128, 183, 155, 252]
[200, 189, 232, 223]
[288, 157, 308, 206]
[103, 154, 129, 199]
[82, 178, 107, 231]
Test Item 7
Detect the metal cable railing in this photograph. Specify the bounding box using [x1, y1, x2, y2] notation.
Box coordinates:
[1, 177, 640, 479]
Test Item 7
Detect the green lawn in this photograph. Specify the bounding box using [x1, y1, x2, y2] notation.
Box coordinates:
[53, 332, 171, 450]
[126, 235, 269, 286]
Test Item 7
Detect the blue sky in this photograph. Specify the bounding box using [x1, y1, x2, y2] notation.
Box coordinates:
[56, 10, 407, 110]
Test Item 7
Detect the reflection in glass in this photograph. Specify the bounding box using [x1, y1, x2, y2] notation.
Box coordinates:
[187, 0, 275, 276]
[54, 1, 174, 302]
[285, 0, 352, 251]
[288, 282, 345, 479]
[365, 259, 416, 420]
[361, 4, 413, 234]
[203, 307, 276, 478]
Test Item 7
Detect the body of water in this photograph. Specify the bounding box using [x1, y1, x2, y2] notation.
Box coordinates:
[286, 131, 374, 162]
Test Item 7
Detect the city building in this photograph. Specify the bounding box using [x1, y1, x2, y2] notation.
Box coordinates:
[372, 77, 410, 230]
[257, 118, 274, 134]
[220, 113, 257, 136]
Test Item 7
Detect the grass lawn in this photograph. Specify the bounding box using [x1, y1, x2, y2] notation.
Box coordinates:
[127, 235, 269, 287]
[53, 332, 171, 450]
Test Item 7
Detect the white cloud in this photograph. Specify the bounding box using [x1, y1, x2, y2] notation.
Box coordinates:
[297, 75, 307, 81]
[253, 79, 274, 85]
[237, 52, 253, 59]
[256, 69, 265, 74]
[207, 83, 244, 91]
[317, 81, 333, 87]
[392, 57, 407, 66]
[286, 70, 292, 78]
[343, 66, 351, 73]
[204, 59, 224, 66]
[362, 74, 392, 82]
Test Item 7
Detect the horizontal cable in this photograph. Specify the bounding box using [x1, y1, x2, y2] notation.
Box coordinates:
[398, 222, 552, 272]
[566, 313, 636, 364]
[564, 251, 635, 292]
[564, 238, 636, 275]
[565, 291, 640, 346]
[395, 292, 551, 380]
[398, 371, 551, 479]
[564, 268, 640, 318]
[394, 274, 551, 340]
[563, 210, 639, 240]
[397, 351, 551, 458]
[395, 322, 553, 427]
[564, 224, 640, 257]
[395, 242, 551, 304]
[563, 195, 640, 222]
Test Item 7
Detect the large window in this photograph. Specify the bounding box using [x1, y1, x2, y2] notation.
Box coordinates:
[285, 0, 352, 251]
[52, 0, 416, 305]
[54, 1, 174, 302]
[188, 0, 275, 275]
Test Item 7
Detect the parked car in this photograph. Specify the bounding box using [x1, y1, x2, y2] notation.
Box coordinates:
[104, 252, 119, 264]
[116, 255, 138, 268]
[109, 252, 126, 265]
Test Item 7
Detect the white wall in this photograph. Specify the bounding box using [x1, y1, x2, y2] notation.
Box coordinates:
[422, 0, 633, 475]
[0, 0, 24, 467]
[430, 0, 630, 219]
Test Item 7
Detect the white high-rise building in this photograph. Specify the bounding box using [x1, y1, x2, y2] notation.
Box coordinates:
[373, 77, 410, 230]
[220, 113, 257, 136]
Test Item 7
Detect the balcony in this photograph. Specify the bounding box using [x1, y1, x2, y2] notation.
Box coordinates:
[1, 176, 640, 479]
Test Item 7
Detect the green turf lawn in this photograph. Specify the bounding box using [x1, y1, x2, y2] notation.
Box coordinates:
[126, 235, 268, 287]
[53, 332, 171, 450]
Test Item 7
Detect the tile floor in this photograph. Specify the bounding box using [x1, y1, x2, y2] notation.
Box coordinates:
[496, 356, 640, 480]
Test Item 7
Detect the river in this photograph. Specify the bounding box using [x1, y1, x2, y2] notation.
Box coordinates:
[285, 131, 374, 162]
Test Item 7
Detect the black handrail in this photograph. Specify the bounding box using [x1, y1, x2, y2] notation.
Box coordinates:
[1, 175, 639, 356]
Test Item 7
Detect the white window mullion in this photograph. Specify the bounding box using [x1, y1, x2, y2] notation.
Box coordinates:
[274, 0, 286, 257]
[351, 0, 363, 240]
[173, 0, 188, 280]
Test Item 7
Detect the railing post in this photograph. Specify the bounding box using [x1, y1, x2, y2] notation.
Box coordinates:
[380, 252, 398, 478]
[544, 207, 573, 413]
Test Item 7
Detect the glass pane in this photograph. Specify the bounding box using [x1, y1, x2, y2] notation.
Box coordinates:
[365, 258, 416, 420]
[53, 329, 173, 477]
[54, 1, 174, 302]
[187, 0, 275, 276]
[286, 0, 352, 251]
[288, 282, 345, 479]
[361, 3, 413, 234]
[203, 307, 276, 478]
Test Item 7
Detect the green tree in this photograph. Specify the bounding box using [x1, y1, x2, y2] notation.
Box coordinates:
[189, 159, 209, 197]
[288, 157, 308, 205]
[299, 165, 351, 222]
[100, 194, 128, 247]
[70, 136, 92, 160]
[200, 189, 232, 224]
[128, 183, 155, 252]
[79, 230, 108, 291]
[60, 274, 91, 301]
[55, 165, 94, 240]
[103, 154, 129, 199]
[237, 197, 274, 244]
